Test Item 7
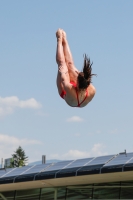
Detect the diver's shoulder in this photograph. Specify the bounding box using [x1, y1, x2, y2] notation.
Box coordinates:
[88, 84, 96, 95]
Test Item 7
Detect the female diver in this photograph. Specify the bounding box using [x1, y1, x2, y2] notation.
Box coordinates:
[56, 29, 96, 108]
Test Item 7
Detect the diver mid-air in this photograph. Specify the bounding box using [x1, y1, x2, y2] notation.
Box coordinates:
[56, 29, 96, 108]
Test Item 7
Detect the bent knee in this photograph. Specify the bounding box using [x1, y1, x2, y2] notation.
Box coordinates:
[66, 61, 74, 67]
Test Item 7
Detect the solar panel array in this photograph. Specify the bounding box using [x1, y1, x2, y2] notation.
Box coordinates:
[0, 152, 133, 183]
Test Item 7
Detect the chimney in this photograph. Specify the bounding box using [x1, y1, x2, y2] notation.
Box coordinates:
[1, 158, 3, 168]
[42, 155, 46, 164]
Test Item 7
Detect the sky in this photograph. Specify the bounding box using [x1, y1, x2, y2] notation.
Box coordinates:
[0, 1, 133, 163]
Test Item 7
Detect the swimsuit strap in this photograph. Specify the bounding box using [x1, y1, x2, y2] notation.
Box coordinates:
[70, 81, 88, 107]
[75, 88, 80, 106]
[76, 89, 88, 107]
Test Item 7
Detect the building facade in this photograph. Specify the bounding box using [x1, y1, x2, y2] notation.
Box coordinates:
[0, 152, 133, 199]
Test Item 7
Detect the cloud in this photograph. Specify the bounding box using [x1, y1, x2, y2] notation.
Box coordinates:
[0, 134, 42, 161]
[67, 116, 84, 122]
[0, 96, 41, 117]
[50, 143, 107, 160]
[0, 134, 42, 145]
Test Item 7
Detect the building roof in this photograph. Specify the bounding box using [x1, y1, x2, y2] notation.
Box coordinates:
[0, 151, 133, 186]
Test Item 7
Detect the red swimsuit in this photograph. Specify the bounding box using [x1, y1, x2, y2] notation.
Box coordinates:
[60, 82, 88, 107]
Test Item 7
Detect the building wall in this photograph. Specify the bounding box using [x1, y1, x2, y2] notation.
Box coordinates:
[4, 158, 12, 168]
[0, 181, 133, 199]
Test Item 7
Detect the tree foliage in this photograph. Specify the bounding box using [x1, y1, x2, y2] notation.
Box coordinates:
[10, 146, 28, 167]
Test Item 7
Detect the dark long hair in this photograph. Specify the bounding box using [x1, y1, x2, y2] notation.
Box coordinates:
[77, 54, 96, 90]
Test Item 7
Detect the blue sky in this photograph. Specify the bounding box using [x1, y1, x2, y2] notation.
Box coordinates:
[0, 1, 133, 163]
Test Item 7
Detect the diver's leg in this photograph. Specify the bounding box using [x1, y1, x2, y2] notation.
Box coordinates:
[62, 30, 79, 82]
[56, 29, 70, 94]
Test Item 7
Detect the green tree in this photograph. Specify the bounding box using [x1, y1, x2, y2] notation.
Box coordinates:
[10, 146, 28, 167]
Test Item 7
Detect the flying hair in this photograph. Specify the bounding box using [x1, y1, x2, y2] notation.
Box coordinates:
[77, 54, 96, 90]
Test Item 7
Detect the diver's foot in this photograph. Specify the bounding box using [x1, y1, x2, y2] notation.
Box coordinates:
[56, 29, 63, 41]
[62, 30, 67, 44]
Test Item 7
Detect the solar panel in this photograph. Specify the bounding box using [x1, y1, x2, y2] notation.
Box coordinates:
[85, 155, 115, 166]
[125, 156, 133, 164]
[41, 160, 73, 172]
[62, 157, 94, 169]
[22, 163, 51, 174]
[123, 155, 133, 172]
[103, 153, 133, 167]
[0, 168, 14, 178]
[2, 165, 32, 177]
